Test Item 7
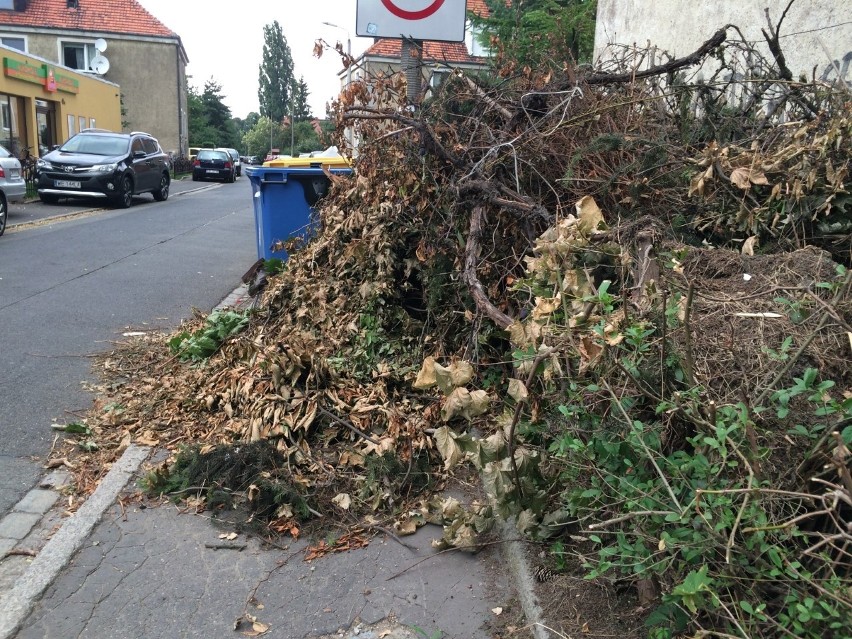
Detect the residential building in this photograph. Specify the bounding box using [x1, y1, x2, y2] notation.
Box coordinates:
[346, 0, 492, 99]
[0, 0, 188, 156]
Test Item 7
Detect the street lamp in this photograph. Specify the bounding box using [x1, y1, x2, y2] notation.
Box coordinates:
[322, 21, 354, 153]
[321, 21, 352, 90]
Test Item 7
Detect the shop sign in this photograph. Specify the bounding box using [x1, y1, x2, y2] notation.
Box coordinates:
[3, 58, 80, 94]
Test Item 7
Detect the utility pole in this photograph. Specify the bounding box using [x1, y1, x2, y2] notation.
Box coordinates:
[290, 80, 295, 157]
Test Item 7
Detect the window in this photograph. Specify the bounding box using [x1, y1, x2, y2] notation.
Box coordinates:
[142, 138, 159, 155]
[0, 35, 25, 52]
[89, 118, 96, 129]
[67, 114, 76, 138]
[131, 138, 144, 154]
[60, 40, 96, 71]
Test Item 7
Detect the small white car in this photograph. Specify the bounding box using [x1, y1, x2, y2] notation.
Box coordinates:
[0, 143, 27, 237]
[216, 148, 241, 177]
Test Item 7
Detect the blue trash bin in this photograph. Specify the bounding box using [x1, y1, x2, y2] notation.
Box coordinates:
[245, 165, 352, 261]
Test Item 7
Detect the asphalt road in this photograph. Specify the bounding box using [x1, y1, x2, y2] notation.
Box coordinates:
[0, 178, 257, 515]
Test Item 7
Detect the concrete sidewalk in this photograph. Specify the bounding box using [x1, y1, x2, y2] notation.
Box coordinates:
[0, 280, 551, 639]
[6, 176, 221, 231]
[0, 442, 542, 639]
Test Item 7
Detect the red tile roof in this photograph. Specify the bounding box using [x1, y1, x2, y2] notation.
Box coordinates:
[362, 0, 492, 65]
[364, 38, 486, 65]
[0, 0, 177, 39]
[467, 0, 490, 18]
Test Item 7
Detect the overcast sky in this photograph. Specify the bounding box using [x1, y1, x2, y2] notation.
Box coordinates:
[135, 0, 375, 119]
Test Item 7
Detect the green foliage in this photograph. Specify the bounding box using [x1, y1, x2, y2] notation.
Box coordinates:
[142, 441, 311, 522]
[326, 296, 421, 384]
[258, 20, 295, 124]
[241, 116, 330, 157]
[434, 258, 851, 639]
[263, 258, 285, 276]
[168, 310, 249, 362]
[472, 0, 597, 69]
[187, 79, 239, 149]
[292, 76, 312, 121]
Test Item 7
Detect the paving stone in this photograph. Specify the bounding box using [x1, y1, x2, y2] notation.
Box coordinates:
[38, 471, 70, 490]
[0, 513, 41, 540]
[0, 538, 15, 557]
[13, 490, 59, 516]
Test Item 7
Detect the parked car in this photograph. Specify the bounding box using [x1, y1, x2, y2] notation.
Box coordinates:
[36, 130, 170, 208]
[216, 148, 241, 176]
[192, 149, 235, 183]
[0, 143, 27, 237]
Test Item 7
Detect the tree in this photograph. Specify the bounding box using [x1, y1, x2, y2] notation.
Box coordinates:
[201, 79, 239, 147]
[472, 0, 597, 69]
[241, 116, 331, 158]
[292, 76, 312, 121]
[241, 115, 282, 157]
[187, 83, 217, 146]
[186, 78, 239, 148]
[258, 21, 295, 124]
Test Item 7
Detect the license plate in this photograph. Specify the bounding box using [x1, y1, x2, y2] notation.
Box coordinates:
[206, 169, 219, 174]
[55, 180, 81, 188]
[10, 169, 19, 178]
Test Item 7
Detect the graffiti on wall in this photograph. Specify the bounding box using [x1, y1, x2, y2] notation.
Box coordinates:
[820, 50, 852, 86]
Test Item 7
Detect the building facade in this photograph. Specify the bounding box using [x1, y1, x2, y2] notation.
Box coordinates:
[0, 0, 188, 156]
[0, 41, 120, 157]
[594, 0, 851, 86]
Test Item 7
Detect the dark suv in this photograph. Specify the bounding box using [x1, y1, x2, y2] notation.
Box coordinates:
[36, 129, 171, 208]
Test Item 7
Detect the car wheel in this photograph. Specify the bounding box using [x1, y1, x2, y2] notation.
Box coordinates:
[114, 175, 133, 209]
[153, 172, 170, 201]
[0, 194, 7, 237]
[39, 193, 59, 204]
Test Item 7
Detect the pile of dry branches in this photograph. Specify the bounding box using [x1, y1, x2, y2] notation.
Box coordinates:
[53, 19, 851, 638]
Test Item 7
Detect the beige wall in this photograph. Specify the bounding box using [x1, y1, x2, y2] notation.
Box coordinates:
[594, 0, 851, 85]
[17, 32, 186, 154]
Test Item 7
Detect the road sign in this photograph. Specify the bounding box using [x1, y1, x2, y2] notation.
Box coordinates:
[356, 0, 467, 42]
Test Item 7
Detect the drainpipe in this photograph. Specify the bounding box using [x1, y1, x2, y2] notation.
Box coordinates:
[400, 37, 423, 106]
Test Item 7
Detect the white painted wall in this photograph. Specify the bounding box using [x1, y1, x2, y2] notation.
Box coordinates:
[594, 1, 851, 85]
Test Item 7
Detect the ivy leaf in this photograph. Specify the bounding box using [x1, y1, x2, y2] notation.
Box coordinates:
[413, 356, 438, 390]
[508, 378, 529, 403]
[433, 426, 464, 469]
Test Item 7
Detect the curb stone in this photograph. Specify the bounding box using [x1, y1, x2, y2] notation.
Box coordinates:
[0, 445, 150, 639]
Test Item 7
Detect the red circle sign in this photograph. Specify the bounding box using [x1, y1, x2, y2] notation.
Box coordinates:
[381, 0, 445, 20]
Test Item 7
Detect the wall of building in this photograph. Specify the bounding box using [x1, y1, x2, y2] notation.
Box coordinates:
[594, 0, 851, 85]
[0, 45, 120, 154]
[105, 38, 184, 154]
[10, 32, 186, 154]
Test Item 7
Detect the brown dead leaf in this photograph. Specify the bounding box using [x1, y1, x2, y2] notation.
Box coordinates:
[730, 167, 769, 190]
[742, 236, 759, 256]
[575, 195, 606, 234]
[136, 430, 159, 446]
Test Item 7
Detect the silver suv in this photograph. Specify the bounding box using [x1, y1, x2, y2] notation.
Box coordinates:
[216, 148, 241, 177]
[0, 143, 27, 237]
